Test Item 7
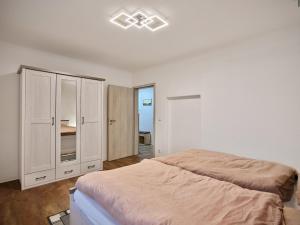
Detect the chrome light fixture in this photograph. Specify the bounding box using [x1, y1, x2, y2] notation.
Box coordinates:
[110, 10, 168, 32]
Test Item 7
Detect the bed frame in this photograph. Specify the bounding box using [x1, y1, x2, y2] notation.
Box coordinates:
[70, 187, 93, 225]
[69, 185, 299, 225]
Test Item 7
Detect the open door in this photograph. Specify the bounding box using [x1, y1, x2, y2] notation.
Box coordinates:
[108, 85, 134, 161]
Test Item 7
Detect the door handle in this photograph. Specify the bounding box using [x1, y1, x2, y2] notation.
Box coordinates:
[109, 119, 116, 125]
[51, 117, 55, 126]
[82, 116, 85, 125]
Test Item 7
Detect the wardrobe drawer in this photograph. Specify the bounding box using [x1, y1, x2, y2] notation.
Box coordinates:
[81, 160, 103, 174]
[24, 170, 55, 187]
[56, 164, 80, 180]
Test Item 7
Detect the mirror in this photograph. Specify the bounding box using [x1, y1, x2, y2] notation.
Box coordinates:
[60, 79, 77, 162]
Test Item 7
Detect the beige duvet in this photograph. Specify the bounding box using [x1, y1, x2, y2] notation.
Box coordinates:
[155, 149, 298, 201]
[76, 159, 284, 225]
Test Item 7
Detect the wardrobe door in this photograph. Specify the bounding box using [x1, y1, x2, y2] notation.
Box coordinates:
[24, 70, 56, 174]
[81, 79, 103, 162]
[56, 75, 81, 168]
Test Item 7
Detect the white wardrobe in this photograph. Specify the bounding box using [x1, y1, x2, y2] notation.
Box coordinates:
[19, 66, 104, 190]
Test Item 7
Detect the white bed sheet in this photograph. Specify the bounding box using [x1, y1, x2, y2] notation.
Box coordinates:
[74, 190, 120, 225]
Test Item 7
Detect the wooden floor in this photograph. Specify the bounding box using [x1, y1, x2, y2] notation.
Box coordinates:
[0, 155, 141, 225]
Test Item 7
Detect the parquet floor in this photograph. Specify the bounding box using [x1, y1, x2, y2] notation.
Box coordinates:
[0, 155, 141, 225]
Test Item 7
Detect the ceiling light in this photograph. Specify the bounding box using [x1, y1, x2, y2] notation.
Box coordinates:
[110, 12, 135, 29]
[110, 10, 168, 32]
[145, 15, 169, 32]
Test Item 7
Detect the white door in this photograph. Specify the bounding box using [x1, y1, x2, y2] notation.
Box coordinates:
[56, 75, 81, 167]
[24, 70, 56, 174]
[81, 79, 103, 162]
[108, 85, 134, 161]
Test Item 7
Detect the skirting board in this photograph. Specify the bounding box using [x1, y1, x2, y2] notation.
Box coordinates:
[0, 176, 19, 184]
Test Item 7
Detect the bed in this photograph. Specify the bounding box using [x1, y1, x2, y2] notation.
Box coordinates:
[70, 190, 120, 225]
[70, 149, 299, 225]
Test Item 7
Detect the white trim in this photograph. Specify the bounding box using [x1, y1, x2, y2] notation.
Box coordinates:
[0, 176, 19, 184]
[167, 95, 201, 100]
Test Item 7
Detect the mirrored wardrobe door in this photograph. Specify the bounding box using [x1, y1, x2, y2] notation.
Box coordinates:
[56, 75, 81, 167]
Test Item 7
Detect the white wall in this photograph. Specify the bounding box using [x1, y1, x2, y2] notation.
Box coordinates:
[134, 25, 300, 171]
[138, 87, 154, 136]
[0, 40, 133, 183]
[1, 24, 300, 183]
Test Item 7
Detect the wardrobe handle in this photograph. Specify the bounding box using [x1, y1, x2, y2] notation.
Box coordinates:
[82, 116, 85, 125]
[51, 117, 55, 126]
[64, 170, 73, 174]
[88, 165, 95, 169]
[35, 176, 46, 181]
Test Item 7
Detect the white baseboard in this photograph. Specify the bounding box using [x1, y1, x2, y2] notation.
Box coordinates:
[0, 176, 19, 184]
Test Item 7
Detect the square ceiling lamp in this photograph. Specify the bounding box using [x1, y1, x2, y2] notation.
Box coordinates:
[110, 10, 168, 32]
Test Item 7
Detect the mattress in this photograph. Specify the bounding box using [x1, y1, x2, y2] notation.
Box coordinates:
[74, 190, 120, 225]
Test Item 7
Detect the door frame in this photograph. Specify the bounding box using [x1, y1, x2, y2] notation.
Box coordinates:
[133, 83, 156, 156]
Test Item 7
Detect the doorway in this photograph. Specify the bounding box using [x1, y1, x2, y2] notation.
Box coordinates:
[134, 85, 155, 159]
[107, 84, 155, 161]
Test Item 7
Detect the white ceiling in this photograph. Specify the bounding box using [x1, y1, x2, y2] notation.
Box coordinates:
[0, 0, 299, 71]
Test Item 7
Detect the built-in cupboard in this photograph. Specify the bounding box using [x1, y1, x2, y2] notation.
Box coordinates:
[19, 66, 104, 190]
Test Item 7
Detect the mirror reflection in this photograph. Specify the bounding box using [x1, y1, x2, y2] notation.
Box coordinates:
[61, 79, 77, 162]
